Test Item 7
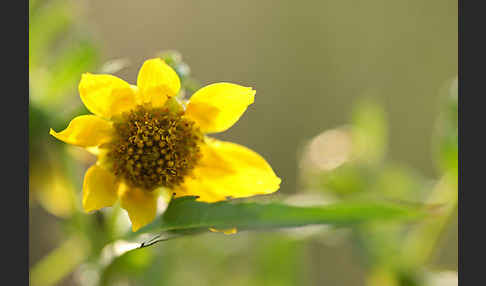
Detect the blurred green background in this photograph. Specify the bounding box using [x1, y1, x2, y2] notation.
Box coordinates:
[29, 0, 457, 285]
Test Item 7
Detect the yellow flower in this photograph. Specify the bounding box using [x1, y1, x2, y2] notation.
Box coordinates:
[50, 58, 281, 231]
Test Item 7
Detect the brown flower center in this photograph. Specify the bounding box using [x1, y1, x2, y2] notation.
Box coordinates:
[106, 105, 203, 190]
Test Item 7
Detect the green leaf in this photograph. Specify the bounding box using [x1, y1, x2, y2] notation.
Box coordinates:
[135, 196, 428, 237]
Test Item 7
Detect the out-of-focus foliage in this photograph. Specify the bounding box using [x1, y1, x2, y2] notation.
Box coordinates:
[351, 97, 388, 165]
[434, 77, 459, 175]
[97, 232, 310, 286]
[29, 0, 100, 219]
[29, 1, 106, 285]
[298, 79, 458, 286]
[29, 0, 99, 109]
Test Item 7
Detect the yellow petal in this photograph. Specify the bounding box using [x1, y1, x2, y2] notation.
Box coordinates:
[79, 73, 137, 119]
[209, 227, 238, 235]
[82, 165, 118, 212]
[185, 83, 255, 133]
[84, 146, 101, 156]
[118, 183, 159, 231]
[136, 58, 181, 107]
[50, 115, 114, 147]
[173, 138, 281, 202]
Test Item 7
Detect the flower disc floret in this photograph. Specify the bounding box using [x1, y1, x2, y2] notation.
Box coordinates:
[107, 106, 203, 190]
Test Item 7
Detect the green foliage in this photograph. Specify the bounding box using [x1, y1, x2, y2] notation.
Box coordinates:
[135, 196, 427, 237]
[351, 98, 388, 165]
[100, 248, 155, 286]
[29, 0, 99, 109]
[300, 88, 458, 285]
[47, 41, 99, 101]
[319, 164, 375, 197]
[250, 235, 308, 286]
[434, 77, 458, 174]
[29, 104, 51, 153]
[29, 0, 73, 68]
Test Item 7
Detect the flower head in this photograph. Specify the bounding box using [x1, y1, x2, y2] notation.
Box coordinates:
[50, 58, 281, 231]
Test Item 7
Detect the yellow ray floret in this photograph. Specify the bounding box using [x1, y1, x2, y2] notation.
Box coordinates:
[49, 115, 114, 147]
[118, 183, 159, 231]
[137, 58, 181, 107]
[185, 83, 255, 133]
[79, 73, 137, 119]
[82, 165, 118, 212]
[173, 138, 281, 202]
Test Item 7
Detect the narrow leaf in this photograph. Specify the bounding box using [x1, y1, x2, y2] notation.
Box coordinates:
[135, 196, 428, 236]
